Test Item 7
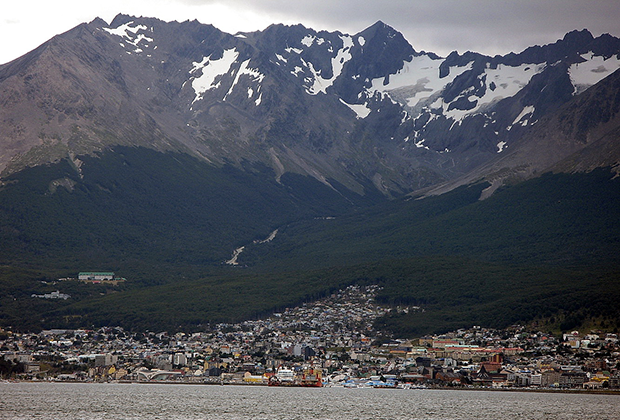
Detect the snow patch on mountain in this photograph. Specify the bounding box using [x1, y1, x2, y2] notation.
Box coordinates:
[340, 99, 371, 119]
[415, 139, 430, 149]
[190, 48, 239, 104]
[301, 35, 315, 47]
[435, 63, 545, 123]
[369, 56, 472, 109]
[512, 105, 535, 126]
[103, 21, 146, 37]
[224, 58, 265, 103]
[569, 52, 620, 94]
[306, 35, 354, 95]
[477, 63, 545, 108]
[103, 21, 154, 53]
[285, 47, 303, 55]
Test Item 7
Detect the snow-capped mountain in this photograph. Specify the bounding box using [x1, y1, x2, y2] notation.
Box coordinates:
[1, 15, 619, 195]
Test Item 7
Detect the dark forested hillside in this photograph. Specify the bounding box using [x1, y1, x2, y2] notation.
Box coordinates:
[0, 147, 380, 282]
[1, 164, 618, 334]
[239, 169, 620, 270]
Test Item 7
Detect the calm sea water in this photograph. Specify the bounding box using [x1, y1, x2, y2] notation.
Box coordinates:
[1, 382, 619, 420]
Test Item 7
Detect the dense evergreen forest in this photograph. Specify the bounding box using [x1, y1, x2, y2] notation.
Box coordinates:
[1, 149, 619, 335]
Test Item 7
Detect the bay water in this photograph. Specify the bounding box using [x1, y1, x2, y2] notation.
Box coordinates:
[1, 382, 619, 419]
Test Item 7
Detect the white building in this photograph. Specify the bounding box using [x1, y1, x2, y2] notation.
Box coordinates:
[174, 353, 188, 366]
[79, 272, 115, 281]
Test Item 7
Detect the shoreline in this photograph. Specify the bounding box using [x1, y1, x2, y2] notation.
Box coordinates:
[5, 379, 620, 395]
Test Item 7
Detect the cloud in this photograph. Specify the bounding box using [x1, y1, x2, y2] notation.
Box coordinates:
[176, 0, 620, 56]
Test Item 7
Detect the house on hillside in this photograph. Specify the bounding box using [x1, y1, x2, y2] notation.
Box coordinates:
[79, 272, 114, 281]
[78, 272, 125, 284]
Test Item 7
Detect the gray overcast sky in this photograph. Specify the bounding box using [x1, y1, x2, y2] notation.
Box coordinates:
[1, 0, 620, 65]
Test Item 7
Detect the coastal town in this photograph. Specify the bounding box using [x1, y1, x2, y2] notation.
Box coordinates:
[2, 285, 619, 390]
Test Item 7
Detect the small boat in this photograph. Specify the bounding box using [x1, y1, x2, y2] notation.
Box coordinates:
[343, 380, 358, 388]
[268, 367, 323, 387]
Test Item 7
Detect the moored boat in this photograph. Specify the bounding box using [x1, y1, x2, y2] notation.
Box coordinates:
[268, 367, 323, 387]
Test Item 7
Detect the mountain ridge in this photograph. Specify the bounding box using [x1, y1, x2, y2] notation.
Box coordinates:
[1, 16, 619, 197]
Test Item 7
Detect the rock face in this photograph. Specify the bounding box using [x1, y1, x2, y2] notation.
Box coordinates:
[1, 15, 619, 196]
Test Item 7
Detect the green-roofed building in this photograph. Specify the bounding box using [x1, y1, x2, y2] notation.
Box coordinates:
[78, 272, 115, 281]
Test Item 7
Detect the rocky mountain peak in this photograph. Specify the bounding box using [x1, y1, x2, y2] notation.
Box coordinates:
[0, 16, 619, 196]
[109, 13, 135, 27]
[562, 28, 595, 49]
